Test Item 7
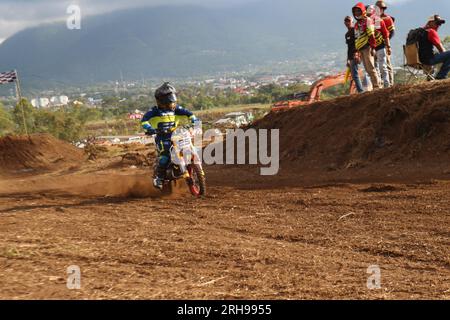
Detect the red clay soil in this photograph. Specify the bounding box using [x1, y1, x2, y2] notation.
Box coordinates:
[0, 166, 449, 299]
[222, 80, 450, 187]
[0, 133, 85, 174]
[254, 80, 450, 166]
[0, 82, 449, 300]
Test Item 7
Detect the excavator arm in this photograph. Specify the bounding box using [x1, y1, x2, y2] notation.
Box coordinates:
[272, 72, 357, 112]
[308, 73, 350, 103]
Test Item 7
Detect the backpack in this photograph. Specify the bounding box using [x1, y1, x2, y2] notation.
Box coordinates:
[406, 28, 427, 45]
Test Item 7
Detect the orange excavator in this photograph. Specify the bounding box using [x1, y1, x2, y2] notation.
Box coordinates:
[271, 72, 357, 112]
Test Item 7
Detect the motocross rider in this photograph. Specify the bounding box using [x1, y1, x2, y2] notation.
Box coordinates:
[141, 82, 199, 189]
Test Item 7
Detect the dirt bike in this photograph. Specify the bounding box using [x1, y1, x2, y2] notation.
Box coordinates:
[150, 126, 206, 197]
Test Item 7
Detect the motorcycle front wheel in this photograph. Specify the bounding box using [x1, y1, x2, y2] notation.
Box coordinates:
[186, 164, 206, 197]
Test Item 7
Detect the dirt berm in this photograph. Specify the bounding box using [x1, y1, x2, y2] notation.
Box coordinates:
[214, 80, 450, 186]
[0, 133, 85, 174]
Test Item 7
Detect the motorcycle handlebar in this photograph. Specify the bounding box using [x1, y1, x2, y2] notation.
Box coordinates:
[146, 125, 199, 136]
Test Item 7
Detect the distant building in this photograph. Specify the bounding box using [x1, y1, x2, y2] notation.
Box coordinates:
[128, 109, 144, 120]
[88, 97, 103, 106]
[50, 96, 69, 106]
[31, 98, 50, 108]
[233, 87, 252, 96]
[31, 96, 69, 108]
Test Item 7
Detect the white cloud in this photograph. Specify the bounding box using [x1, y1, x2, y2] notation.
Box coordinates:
[0, 0, 258, 39]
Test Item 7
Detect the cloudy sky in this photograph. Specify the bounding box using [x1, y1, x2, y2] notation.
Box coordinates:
[0, 0, 261, 42]
[0, 0, 422, 43]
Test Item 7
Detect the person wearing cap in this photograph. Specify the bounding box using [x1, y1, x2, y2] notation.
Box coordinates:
[345, 16, 365, 93]
[419, 15, 450, 80]
[375, 1, 396, 85]
[352, 2, 381, 90]
[367, 4, 391, 88]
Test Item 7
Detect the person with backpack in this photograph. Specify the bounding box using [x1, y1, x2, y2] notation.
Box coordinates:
[352, 2, 381, 90]
[375, 1, 396, 85]
[367, 5, 392, 88]
[418, 15, 450, 80]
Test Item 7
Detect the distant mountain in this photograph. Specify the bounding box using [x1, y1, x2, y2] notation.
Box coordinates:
[0, 0, 448, 90]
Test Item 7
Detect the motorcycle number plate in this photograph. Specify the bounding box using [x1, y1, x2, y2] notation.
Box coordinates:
[178, 139, 190, 148]
[173, 135, 191, 149]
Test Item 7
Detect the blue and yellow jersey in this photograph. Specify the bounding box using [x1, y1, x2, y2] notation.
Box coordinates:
[141, 105, 197, 134]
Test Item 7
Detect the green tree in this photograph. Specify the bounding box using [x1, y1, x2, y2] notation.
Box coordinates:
[72, 106, 101, 123]
[12, 98, 36, 134]
[8, 98, 89, 141]
[33, 109, 85, 141]
[444, 36, 450, 47]
[0, 103, 14, 135]
[60, 113, 84, 141]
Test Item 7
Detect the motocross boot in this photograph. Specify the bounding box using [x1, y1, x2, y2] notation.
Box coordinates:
[153, 166, 166, 190]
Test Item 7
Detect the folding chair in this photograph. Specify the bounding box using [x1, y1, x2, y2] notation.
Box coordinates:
[403, 43, 435, 83]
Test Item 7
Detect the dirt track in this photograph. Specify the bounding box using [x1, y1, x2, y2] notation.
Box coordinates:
[0, 161, 449, 299]
[1, 81, 449, 299]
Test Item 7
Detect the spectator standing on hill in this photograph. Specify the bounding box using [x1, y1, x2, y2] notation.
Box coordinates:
[367, 5, 392, 88]
[345, 16, 365, 93]
[352, 2, 381, 90]
[376, 1, 396, 85]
